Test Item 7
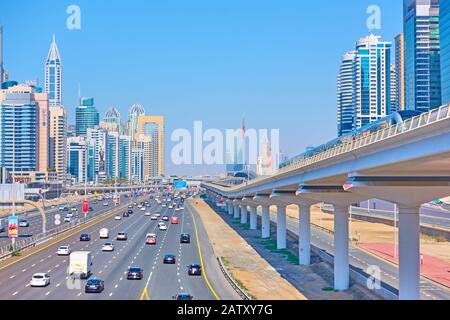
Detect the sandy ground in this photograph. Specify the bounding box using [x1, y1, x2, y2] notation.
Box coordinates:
[192, 199, 307, 300]
[270, 205, 450, 263]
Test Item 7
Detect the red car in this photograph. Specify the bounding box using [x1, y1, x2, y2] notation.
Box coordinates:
[145, 233, 157, 245]
[171, 217, 179, 224]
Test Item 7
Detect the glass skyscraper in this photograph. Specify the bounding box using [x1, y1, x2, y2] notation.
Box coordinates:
[76, 97, 99, 136]
[337, 35, 391, 136]
[0, 93, 37, 173]
[404, 0, 441, 112]
[441, 0, 450, 104]
[45, 35, 62, 106]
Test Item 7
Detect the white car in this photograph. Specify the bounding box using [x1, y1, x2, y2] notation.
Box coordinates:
[64, 217, 71, 223]
[57, 245, 71, 256]
[162, 204, 166, 207]
[114, 215, 122, 220]
[19, 220, 29, 227]
[30, 273, 50, 287]
[155, 213, 161, 217]
[168, 205, 173, 209]
[71, 207, 77, 211]
[117, 232, 127, 241]
[103, 202, 109, 206]
[66, 212, 74, 218]
[150, 215, 158, 220]
[102, 242, 114, 252]
[175, 207, 181, 211]
[158, 223, 167, 231]
[145, 212, 151, 216]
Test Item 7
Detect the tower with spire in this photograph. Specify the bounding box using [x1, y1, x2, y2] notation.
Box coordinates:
[45, 35, 62, 106]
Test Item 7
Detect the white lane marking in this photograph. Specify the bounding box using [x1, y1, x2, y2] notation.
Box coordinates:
[22, 269, 27, 272]
[77, 292, 82, 296]
[45, 291, 51, 296]
[56, 283, 61, 287]
[12, 291, 18, 296]
[114, 284, 118, 288]
[109, 292, 113, 297]
[10, 275, 15, 279]
[31, 264, 36, 267]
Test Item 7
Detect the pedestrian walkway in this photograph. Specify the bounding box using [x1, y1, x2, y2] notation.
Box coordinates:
[359, 243, 450, 288]
[192, 199, 307, 300]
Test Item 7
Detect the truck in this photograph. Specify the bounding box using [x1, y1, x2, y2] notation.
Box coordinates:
[99, 228, 109, 239]
[69, 251, 92, 279]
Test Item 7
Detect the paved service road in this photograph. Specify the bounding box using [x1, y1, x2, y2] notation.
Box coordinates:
[0, 194, 237, 300]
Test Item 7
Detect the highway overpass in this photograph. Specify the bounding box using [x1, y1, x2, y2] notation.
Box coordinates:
[202, 104, 450, 300]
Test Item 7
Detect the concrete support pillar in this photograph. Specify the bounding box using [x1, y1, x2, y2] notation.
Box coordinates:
[233, 204, 240, 219]
[398, 206, 420, 300]
[299, 204, 311, 265]
[227, 202, 233, 215]
[334, 205, 349, 291]
[261, 206, 270, 238]
[240, 205, 248, 224]
[276, 205, 287, 249]
[249, 206, 257, 230]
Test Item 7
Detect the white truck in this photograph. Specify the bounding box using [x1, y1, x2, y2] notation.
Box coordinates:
[99, 228, 109, 239]
[69, 251, 92, 279]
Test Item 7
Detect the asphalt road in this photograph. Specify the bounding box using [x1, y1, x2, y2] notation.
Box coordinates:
[0, 194, 130, 248]
[0, 194, 237, 300]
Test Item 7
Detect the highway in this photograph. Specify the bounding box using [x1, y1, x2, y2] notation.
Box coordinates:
[257, 209, 450, 300]
[0, 194, 129, 248]
[0, 193, 238, 300]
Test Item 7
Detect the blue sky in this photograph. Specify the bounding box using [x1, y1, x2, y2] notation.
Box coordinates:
[0, 0, 402, 176]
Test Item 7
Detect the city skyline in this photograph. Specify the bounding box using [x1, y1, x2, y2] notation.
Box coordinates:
[0, 0, 404, 175]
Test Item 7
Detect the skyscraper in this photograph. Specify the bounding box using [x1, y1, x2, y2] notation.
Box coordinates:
[101, 107, 121, 132]
[76, 97, 99, 136]
[441, 0, 450, 104]
[404, 0, 441, 112]
[395, 33, 406, 111]
[391, 64, 399, 113]
[337, 51, 356, 136]
[45, 35, 62, 106]
[0, 84, 49, 181]
[337, 35, 391, 136]
[49, 106, 67, 181]
[66, 136, 87, 183]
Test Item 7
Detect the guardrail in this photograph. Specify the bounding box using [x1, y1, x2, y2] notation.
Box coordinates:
[216, 256, 251, 300]
[0, 197, 146, 260]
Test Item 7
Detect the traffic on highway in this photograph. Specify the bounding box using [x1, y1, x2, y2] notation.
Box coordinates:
[0, 190, 230, 300]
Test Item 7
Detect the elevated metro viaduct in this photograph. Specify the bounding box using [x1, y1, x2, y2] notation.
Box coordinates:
[202, 104, 450, 300]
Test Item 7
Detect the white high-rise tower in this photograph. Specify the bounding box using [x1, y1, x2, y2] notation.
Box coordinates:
[45, 35, 62, 106]
[0, 25, 4, 84]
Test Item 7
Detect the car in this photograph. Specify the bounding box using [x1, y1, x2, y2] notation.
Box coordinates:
[188, 264, 202, 276]
[19, 219, 29, 227]
[88, 207, 94, 212]
[85, 278, 105, 293]
[145, 212, 151, 216]
[117, 232, 127, 241]
[146, 203, 151, 207]
[162, 216, 169, 221]
[179, 206, 184, 210]
[175, 207, 181, 212]
[162, 204, 166, 207]
[30, 273, 51, 287]
[158, 223, 167, 231]
[145, 233, 157, 245]
[180, 233, 190, 244]
[114, 215, 122, 220]
[150, 214, 158, 220]
[168, 205, 173, 209]
[163, 254, 176, 264]
[66, 212, 74, 218]
[102, 242, 114, 252]
[59, 206, 65, 211]
[155, 213, 161, 217]
[171, 217, 179, 224]
[71, 207, 77, 211]
[63, 207, 69, 212]
[64, 217, 71, 223]
[128, 205, 133, 208]
[173, 293, 193, 300]
[127, 267, 143, 280]
[103, 202, 109, 206]
[140, 207, 146, 211]
[57, 245, 71, 256]
[80, 233, 90, 241]
[127, 209, 133, 214]
[123, 211, 130, 217]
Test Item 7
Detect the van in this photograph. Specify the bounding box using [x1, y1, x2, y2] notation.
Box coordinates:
[69, 251, 92, 279]
[99, 228, 109, 239]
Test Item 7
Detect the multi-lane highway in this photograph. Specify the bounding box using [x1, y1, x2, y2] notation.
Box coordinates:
[0, 193, 239, 300]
